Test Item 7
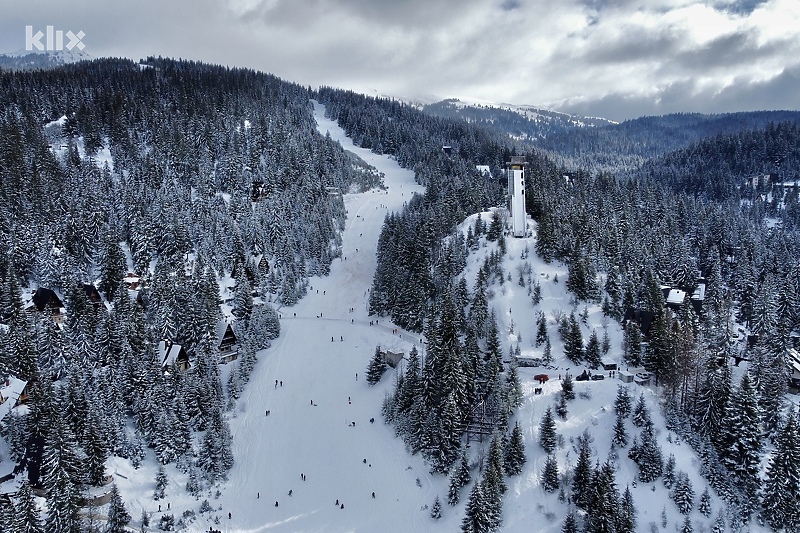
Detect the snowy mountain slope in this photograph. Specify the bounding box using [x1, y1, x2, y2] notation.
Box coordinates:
[105, 101, 735, 533]
[0, 49, 91, 70]
[422, 98, 616, 142]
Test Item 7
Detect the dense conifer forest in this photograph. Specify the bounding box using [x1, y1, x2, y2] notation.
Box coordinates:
[0, 58, 381, 530]
[316, 87, 800, 529]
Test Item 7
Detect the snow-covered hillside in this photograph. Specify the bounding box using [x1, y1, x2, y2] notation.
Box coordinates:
[105, 101, 729, 533]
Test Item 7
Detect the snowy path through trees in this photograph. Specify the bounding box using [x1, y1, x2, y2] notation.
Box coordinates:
[209, 101, 430, 532]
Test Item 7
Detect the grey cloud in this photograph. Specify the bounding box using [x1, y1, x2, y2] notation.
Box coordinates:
[579, 27, 684, 64]
[713, 0, 770, 16]
[669, 30, 788, 73]
[501, 0, 522, 10]
[234, 0, 485, 30]
[556, 63, 800, 121]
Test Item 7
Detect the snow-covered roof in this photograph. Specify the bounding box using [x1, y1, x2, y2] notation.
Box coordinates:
[666, 288, 686, 305]
[216, 320, 236, 345]
[158, 340, 185, 367]
[0, 376, 27, 422]
[789, 348, 800, 376]
[476, 165, 491, 176]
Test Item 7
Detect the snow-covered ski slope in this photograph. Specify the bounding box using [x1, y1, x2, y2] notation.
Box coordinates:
[109, 100, 724, 533]
[213, 101, 431, 532]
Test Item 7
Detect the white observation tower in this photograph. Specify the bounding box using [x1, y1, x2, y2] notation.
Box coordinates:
[506, 156, 527, 237]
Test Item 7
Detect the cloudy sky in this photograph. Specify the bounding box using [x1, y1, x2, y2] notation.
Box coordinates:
[2, 0, 799, 120]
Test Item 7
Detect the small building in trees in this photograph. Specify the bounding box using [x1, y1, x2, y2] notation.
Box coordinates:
[27, 288, 65, 324]
[661, 278, 705, 314]
[618, 370, 634, 383]
[0, 376, 28, 423]
[601, 357, 618, 371]
[381, 350, 404, 368]
[123, 272, 142, 291]
[788, 348, 800, 391]
[216, 321, 239, 364]
[158, 340, 190, 371]
[82, 283, 103, 308]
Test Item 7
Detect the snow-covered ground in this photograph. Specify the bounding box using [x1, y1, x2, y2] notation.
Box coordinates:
[105, 101, 727, 533]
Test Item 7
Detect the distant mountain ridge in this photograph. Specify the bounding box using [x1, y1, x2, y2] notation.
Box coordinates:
[0, 49, 91, 70]
[420, 98, 800, 175]
[421, 97, 617, 141]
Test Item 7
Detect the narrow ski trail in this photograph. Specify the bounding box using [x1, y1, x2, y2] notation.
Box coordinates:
[209, 100, 430, 532]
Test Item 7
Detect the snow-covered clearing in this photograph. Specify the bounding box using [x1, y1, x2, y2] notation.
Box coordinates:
[108, 101, 723, 533]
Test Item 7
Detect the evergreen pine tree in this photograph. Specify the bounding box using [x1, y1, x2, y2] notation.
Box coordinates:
[448, 469, 462, 506]
[663, 453, 676, 489]
[504, 360, 523, 410]
[617, 485, 636, 533]
[719, 372, 762, 511]
[486, 210, 502, 241]
[671, 471, 694, 514]
[562, 508, 579, 533]
[556, 392, 568, 420]
[542, 336, 553, 366]
[680, 514, 693, 533]
[632, 394, 650, 427]
[539, 406, 558, 453]
[481, 434, 505, 530]
[623, 321, 643, 367]
[154, 464, 168, 500]
[461, 480, 491, 533]
[585, 461, 620, 533]
[366, 346, 387, 385]
[14, 480, 45, 533]
[564, 313, 584, 364]
[612, 409, 628, 447]
[504, 422, 526, 476]
[105, 484, 132, 533]
[629, 422, 663, 483]
[614, 385, 632, 418]
[535, 312, 547, 347]
[430, 495, 442, 520]
[572, 430, 593, 509]
[562, 373, 575, 401]
[541, 454, 559, 492]
[761, 408, 800, 531]
[585, 330, 601, 369]
[698, 487, 712, 518]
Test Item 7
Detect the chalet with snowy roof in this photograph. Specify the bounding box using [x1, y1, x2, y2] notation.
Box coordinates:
[788, 348, 800, 390]
[123, 272, 142, 291]
[82, 283, 103, 307]
[0, 376, 28, 423]
[216, 321, 239, 364]
[660, 278, 705, 315]
[158, 340, 190, 371]
[27, 288, 65, 324]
